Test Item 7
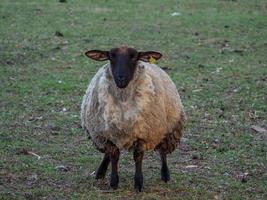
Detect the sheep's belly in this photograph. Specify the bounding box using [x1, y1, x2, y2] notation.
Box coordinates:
[92, 127, 167, 151]
[90, 110, 173, 151]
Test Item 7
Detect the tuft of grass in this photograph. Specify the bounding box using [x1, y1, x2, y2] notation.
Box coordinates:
[1, 0, 266, 199]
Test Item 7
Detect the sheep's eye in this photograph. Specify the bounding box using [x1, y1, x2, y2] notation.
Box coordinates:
[109, 53, 116, 59]
[129, 53, 137, 60]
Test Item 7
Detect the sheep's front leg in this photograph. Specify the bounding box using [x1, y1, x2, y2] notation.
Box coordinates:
[95, 152, 110, 179]
[133, 142, 144, 192]
[109, 146, 120, 189]
[159, 150, 170, 182]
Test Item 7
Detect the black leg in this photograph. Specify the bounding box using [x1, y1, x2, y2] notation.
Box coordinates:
[109, 146, 120, 189]
[133, 142, 144, 192]
[160, 150, 170, 182]
[95, 153, 110, 179]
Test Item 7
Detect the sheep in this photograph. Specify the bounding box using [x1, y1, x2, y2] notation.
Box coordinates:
[81, 46, 186, 192]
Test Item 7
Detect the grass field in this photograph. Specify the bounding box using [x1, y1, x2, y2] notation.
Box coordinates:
[0, 0, 267, 199]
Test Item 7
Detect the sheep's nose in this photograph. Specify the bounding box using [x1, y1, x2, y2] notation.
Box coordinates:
[117, 76, 126, 82]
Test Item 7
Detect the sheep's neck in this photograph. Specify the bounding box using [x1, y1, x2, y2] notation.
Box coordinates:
[109, 83, 135, 102]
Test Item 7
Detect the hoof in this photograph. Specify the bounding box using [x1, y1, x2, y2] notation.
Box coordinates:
[161, 174, 170, 182]
[110, 174, 119, 189]
[134, 184, 143, 192]
[134, 174, 143, 192]
[161, 167, 170, 182]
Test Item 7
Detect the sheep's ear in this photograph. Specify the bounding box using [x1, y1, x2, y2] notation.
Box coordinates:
[85, 50, 109, 61]
[138, 51, 162, 62]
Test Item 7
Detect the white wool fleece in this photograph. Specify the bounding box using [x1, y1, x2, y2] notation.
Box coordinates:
[81, 61, 185, 151]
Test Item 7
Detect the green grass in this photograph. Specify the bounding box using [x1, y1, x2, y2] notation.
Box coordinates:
[0, 0, 266, 199]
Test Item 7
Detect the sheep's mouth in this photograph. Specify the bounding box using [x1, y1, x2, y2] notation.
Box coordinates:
[115, 82, 128, 89]
[115, 79, 129, 89]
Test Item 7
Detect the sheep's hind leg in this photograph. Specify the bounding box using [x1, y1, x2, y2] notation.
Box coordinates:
[109, 146, 120, 189]
[95, 153, 110, 179]
[159, 150, 170, 182]
[133, 141, 144, 192]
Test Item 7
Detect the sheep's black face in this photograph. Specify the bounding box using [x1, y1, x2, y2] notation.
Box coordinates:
[85, 46, 162, 89]
[108, 47, 138, 88]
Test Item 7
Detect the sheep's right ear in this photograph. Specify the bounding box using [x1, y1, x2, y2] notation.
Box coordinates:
[85, 50, 109, 61]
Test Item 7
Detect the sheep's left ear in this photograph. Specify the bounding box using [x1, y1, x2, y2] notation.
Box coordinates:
[138, 51, 162, 62]
[85, 50, 109, 61]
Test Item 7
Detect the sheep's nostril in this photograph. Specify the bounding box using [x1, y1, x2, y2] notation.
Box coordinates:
[117, 76, 126, 82]
[116, 76, 128, 88]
